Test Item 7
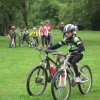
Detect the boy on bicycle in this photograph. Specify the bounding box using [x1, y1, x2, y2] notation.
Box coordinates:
[48, 24, 85, 83]
[29, 27, 39, 47]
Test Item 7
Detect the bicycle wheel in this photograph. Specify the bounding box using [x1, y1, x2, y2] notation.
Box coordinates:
[19, 37, 23, 47]
[51, 70, 71, 100]
[27, 66, 48, 96]
[34, 39, 38, 47]
[30, 41, 34, 48]
[10, 39, 15, 48]
[9, 39, 13, 48]
[78, 65, 92, 94]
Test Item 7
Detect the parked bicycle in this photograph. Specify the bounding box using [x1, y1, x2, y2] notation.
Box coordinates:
[51, 53, 92, 100]
[9, 36, 16, 48]
[19, 36, 23, 47]
[26, 48, 65, 96]
[30, 37, 38, 48]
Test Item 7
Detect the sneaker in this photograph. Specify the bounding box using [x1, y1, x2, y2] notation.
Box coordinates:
[75, 77, 82, 83]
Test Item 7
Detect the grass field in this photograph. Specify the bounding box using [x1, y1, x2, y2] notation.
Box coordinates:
[0, 30, 100, 100]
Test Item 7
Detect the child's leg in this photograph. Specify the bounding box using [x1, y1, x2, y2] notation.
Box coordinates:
[69, 54, 83, 77]
[41, 36, 44, 47]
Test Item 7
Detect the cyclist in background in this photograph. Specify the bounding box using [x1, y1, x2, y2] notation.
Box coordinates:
[29, 27, 39, 47]
[39, 22, 48, 47]
[45, 20, 53, 46]
[48, 24, 85, 83]
[22, 27, 30, 47]
[45, 20, 52, 31]
[9, 25, 16, 47]
[59, 22, 65, 38]
[16, 27, 23, 47]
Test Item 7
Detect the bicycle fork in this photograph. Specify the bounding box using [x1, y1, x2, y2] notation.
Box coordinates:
[59, 67, 67, 88]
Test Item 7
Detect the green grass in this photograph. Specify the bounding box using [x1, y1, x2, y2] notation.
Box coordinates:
[0, 30, 100, 100]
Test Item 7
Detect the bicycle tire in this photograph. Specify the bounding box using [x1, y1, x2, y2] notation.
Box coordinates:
[78, 65, 92, 94]
[51, 70, 71, 100]
[30, 41, 34, 48]
[9, 39, 15, 48]
[26, 66, 48, 96]
[19, 38, 23, 47]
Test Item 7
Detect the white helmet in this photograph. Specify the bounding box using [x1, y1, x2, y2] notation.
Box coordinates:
[33, 27, 36, 30]
[63, 24, 75, 33]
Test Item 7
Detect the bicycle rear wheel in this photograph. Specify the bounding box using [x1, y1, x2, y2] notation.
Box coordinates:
[26, 66, 48, 96]
[78, 65, 92, 94]
[19, 37, 23, 47]
[51, 70, 71, 100]
[30, 41, 34, 48]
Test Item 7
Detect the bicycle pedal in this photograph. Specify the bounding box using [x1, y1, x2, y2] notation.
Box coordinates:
[35, 77, 43, 83]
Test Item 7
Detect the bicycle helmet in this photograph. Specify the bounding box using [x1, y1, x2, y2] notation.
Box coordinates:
[11, 25, 16, 29]
[33, 27, 36, 30]
[63, 24, 75, 33]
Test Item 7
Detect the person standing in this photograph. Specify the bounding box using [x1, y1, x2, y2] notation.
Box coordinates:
[59, 22, 65, 38]
[45, 20, 53, 46]
[22, 27, 30, 47]
[39, 22, 48, 47]
[17, 27, 23, 47]
[9, 25, 16, 47]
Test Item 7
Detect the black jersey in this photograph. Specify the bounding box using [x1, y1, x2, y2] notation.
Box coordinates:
[48, 35, 85, 53]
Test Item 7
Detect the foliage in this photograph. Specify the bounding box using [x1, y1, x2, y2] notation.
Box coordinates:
[39, 0, 60, 25]
[0, 0, 100, 36]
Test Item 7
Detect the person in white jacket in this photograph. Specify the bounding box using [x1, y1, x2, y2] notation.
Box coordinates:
[39, 22, 48, 47]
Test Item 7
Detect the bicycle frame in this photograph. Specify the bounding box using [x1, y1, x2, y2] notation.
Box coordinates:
[37, 49, 66, 82]
[59, 53, 90, 87]
[40, 52, 60, 75]
[59, 53, 76, 87]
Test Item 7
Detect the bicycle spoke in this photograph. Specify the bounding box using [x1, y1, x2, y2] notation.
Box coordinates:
[27, 66, 47, 96]
[51, 71, 71, 100]
[78, 65, 92, 94]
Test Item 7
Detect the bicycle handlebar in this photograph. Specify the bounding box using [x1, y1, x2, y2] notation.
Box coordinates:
[52, 52, 66, 57]
[36, 47, 57, 54]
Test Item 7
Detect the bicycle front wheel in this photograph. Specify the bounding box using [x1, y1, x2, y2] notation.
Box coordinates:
[26, 66, 48, 96]
[78, 65, 92, 94]
[51, 70, 71, 100]
[30, 41, 34, 48]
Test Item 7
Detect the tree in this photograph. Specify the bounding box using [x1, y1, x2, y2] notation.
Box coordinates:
[14, 0, 33, 28]
[39, 0, 60, 25]
[0, 0, 17, 35]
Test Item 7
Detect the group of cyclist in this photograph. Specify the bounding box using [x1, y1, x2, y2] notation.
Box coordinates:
[9, 20, 53, 48]
[8, 21, 91, 98]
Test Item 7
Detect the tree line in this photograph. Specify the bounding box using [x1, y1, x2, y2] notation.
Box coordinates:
[0, 0, 100, 35]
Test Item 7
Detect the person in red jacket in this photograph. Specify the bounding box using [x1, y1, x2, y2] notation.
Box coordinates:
[45, 20, 53, 46]
[45, 20, 52, 31]
[39, 22, 48, 47]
